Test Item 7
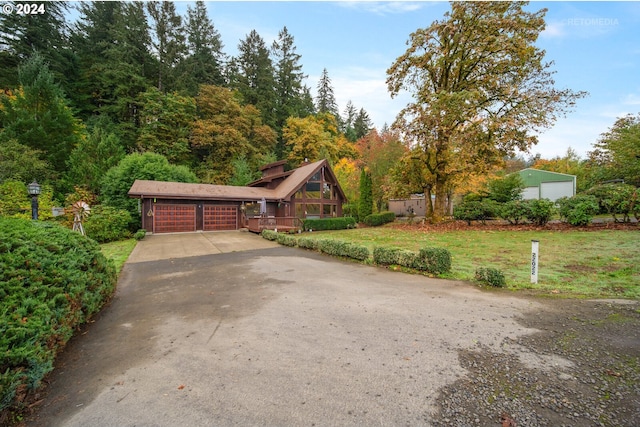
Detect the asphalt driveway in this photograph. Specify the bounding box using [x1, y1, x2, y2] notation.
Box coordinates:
[27, 232, 566, 426]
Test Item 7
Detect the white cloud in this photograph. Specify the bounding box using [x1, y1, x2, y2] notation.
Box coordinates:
[541, 21, 566, 39]
[339, 1, 425, 16]
[622, 93, 640, 106]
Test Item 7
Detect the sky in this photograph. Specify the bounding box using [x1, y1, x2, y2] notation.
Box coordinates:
[77, 1, 640, 160]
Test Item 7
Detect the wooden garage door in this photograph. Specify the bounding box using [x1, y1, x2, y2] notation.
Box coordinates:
[153, 205, 196, 233]
[204, 206, 237, 231]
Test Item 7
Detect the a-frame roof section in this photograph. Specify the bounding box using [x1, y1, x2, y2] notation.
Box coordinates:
[267, 159, 347, 201]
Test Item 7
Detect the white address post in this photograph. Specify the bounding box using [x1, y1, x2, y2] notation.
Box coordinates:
[531, 240, 539, 284]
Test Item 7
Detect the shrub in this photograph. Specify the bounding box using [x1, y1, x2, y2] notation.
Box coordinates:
[276, 233, 297, 247]
[556, 195, 599, 226]
[486, 174, 525, 203]
[0, 218, 117, 417]
[317, 239, 369, 261]
[297, 237, 318, 250]
[373, 247, 419, 268]
[525, 199, 555, 226]
[261, 229, 278, 241]
[586, 183, 637, 222]
[83, 205, 132, 243]
[419, 247, 452, 275]
[499, 200, 530, 225]
[134, 229, 146, 240]
[474, 267, 506, 288]
[363, 211, 395, 226]
[453, 199, 499, 225]
[303, 217, 357, 231]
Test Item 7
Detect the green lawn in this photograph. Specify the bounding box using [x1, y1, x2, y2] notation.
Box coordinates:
[100, 238, 137, 273]
[298, 226, 640, 299]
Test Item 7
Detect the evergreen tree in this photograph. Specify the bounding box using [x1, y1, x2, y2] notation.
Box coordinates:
[0, 1, 74, 93]
[271, 26, 307, 156]
[0, 53, 83, 178]
[65, 118, 126, 193]
[353, 108, 373, 139]
[358, 168, 373, 220]
[147, 1, 187, 92]
[315, 68, 338, 117]
[178, 0, 226, 96]
[72, 1, 155, 147]
[342, 101, 358, 141]
[233, 30, 277, 129]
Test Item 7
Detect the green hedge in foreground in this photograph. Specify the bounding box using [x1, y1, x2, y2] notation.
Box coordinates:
[0, 218, 117, 417]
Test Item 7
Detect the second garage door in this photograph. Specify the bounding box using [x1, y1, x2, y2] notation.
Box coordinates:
[204, 205, 237, 231]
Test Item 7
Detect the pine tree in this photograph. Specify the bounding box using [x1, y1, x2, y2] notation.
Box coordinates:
[354, 108, 373, 139]
[0, 53, 83, 176]
[315, 68, 338, 117]
[0, 1, 74, 93]
[271, 26, 307, 156]
[147, 1, 187, 92]
[72, 1, 155, 147]
[233, 30, 277, 129]
[178, 0, 226, 96]
[342, 101, 358, 141]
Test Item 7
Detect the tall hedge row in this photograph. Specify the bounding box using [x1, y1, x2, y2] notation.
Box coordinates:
[0, 218, 117, 418]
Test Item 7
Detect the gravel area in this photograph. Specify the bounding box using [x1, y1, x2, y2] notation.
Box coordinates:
[431, 298, 640, 427]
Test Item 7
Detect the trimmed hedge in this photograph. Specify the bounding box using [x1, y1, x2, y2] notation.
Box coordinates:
[363, 211, 396, 226]
[276, 233, 297, 247]
[419, 247, 452, 275]
[0, 218, 117, 418]
[374, 246, 452, 275]
[259, 231, 450, 275]
[317, 239, 369, 261]
[296, 237, 319, 250]
[303, 217, 357, 231]
[261, 229, 278, 241]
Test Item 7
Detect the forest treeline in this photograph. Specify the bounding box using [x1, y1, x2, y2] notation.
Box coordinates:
[0, 1, 379, 197]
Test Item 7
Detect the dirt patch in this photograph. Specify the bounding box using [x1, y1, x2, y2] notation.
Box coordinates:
[430, 298, 640, 426]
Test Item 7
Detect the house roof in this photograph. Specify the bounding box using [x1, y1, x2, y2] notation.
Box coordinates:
[128, 159, 346, 202]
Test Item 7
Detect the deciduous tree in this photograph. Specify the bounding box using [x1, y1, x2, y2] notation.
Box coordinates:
[386, 1, 585, 220]
[190, 85, 276, 184]
[137, 88, 196, 165]
[588, 114, 640, 187]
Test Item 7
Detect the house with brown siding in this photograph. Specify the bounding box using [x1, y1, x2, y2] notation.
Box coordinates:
[128, 159, 346, 233]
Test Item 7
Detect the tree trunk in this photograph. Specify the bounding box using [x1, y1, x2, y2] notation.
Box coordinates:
[423, 184, 434, 218]
[432, 174, 449, 222]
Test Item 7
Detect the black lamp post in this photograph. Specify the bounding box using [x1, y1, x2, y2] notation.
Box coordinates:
[27, 180, 41, 220]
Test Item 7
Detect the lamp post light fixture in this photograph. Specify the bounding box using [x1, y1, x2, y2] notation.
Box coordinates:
[27, 180, 41, 220]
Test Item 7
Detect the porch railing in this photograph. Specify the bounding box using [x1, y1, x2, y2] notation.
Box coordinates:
[247, 216, 302, 233]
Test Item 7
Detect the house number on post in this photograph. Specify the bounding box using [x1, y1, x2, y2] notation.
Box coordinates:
[531, 240, 539, 284]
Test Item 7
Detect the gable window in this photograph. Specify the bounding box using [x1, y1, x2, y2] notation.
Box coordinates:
[305, 182, 321, 199]
[322, 183, 332, 199]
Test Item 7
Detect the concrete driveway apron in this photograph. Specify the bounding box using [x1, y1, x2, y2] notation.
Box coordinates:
[27, 232, 565, 427]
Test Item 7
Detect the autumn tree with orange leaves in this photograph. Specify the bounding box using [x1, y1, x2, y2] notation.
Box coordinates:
[387, 1, 585, 220]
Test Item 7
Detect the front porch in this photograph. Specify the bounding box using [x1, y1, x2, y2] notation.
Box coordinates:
[247, 216, 303, 233]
